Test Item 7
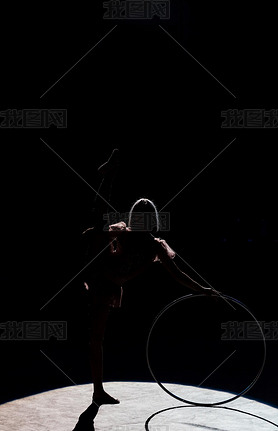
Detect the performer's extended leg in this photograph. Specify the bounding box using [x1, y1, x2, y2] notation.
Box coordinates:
[89, 303, 120, 405]
[86, 149, 121, 406]
[92, 149, 120, 229]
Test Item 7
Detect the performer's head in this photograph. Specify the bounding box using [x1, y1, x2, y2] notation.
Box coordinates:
[128, 198, 160, 232]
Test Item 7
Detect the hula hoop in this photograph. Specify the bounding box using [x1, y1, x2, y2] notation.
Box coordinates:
[146, 294, 266, 407]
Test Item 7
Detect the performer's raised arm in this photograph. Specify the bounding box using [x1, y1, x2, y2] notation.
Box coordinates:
[154, 238, 213, 295]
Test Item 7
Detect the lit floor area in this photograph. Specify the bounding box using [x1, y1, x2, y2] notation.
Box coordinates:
[0, 382, 277, 430]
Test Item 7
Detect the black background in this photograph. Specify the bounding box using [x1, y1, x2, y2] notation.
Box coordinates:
[1, 0, 277, 411]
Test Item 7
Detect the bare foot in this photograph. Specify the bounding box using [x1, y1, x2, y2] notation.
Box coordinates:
[93, 390, 120, 405]
[98, 149, 120, 177]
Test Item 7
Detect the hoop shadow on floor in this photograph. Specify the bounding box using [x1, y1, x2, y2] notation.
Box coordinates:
[145, 405, 278, 430]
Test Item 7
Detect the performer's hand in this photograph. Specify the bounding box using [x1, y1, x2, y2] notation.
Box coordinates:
[109, 221, 127, 231]
[202, 287, 225, 303]
[201, 286, 214, 296]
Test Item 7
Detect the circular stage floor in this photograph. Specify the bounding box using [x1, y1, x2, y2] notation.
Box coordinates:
[0, 382, 277, 430]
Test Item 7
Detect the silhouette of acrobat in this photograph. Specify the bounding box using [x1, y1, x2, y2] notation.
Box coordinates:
[81, 149, 212, 407]
[72, 402, 99, 431]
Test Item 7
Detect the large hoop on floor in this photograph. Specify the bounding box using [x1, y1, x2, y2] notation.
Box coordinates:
[146, 294, 266, 407]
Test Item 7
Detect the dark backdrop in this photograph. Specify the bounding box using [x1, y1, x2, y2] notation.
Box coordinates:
[1, 1, 277, 409]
